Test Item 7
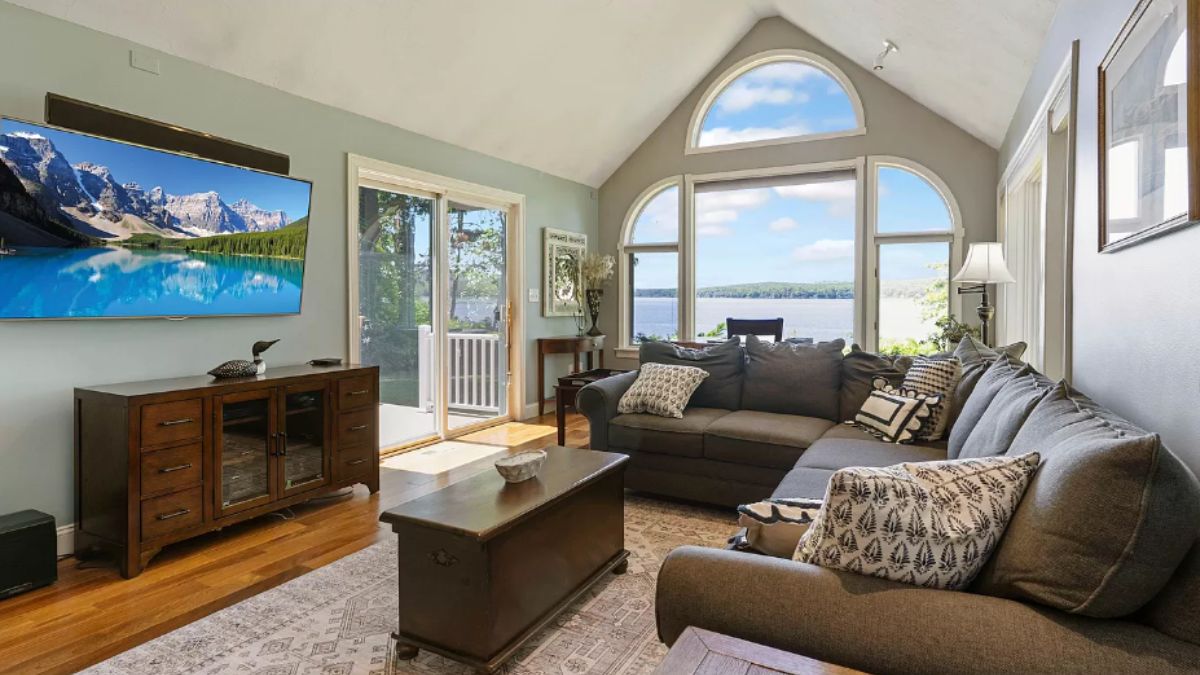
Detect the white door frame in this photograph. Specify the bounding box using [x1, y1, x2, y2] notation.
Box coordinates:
[346, 154, 527, 447]
[997, 43, 1078, 378]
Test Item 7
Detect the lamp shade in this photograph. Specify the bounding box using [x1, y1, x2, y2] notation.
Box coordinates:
[953, 242, 1016, 284]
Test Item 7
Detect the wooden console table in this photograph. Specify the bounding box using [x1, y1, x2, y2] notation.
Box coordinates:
[536, 335, 604, 416]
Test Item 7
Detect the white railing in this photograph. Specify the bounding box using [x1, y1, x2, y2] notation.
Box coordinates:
[416, 326, 503, 414]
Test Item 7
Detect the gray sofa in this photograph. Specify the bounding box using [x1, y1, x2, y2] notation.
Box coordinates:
[577, 337, 1200, 674]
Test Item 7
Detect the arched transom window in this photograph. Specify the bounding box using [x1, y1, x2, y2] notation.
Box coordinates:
[689, 50, 866, 152]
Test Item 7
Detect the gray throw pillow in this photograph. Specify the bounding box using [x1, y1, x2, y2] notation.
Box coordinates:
[741, 335, 844, 421]
[640, 338, 743, 410]
[947, 355, 1027, 458]
[838, 345, 908, 422]
[957, 371, 1052, 458]
[972, 388, 1200, 618]
[950, 336, 1028, 427]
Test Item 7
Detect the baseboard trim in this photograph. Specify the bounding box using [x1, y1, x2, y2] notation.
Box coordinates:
[521, 402, 540, 420]
[57, 523, 74, 558]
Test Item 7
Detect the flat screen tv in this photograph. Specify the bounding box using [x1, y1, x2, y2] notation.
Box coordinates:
[0, 118, 312, 319]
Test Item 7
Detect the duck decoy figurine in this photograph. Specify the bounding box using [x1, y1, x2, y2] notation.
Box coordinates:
[208, 339, 280, 378]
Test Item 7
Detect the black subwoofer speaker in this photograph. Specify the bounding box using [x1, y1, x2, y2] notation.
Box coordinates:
[0, 510, 56, 600]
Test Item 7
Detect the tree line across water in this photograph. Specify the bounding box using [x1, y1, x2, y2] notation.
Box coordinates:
[634, 278, 936, 300]
[121, 217, 308, 259]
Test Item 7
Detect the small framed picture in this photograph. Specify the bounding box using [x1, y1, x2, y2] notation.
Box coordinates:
[542, 228, 587, 317]
[1099, 0, 1198, 252]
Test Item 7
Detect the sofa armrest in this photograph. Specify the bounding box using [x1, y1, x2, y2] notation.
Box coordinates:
[657, 546, 1200, 675]
[575, 370, 638, 451]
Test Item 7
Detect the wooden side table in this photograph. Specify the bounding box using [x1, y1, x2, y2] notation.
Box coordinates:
[655, 627, 866, 674]
[553, 368, 630, 445]
[536, 335, 604, 416]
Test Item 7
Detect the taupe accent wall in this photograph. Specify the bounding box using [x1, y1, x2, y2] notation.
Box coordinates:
[1001, 0, 1200, 476]
[597, 17, 999, 368]
[0, 3, 597, 525]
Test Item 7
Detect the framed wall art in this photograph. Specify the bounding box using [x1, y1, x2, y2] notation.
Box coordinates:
[543, 228, 587, 317]
[1099, 0, 1198, 252]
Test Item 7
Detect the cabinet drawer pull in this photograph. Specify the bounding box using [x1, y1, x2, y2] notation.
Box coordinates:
[159, 417, 194, 427]
[159, 463, 193, 474]
[348, 424, 369, 432]
[347, 458, 366, 466]
[347, 389, 369, 396]
[156, 508, 191, 521]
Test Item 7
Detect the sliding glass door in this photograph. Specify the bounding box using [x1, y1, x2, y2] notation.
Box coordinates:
[354, 168, 517, 452]
[446, 201, 508, 432]
[357, 186, 437, 448]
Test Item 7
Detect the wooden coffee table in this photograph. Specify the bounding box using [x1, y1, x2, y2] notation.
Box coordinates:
[656, 627, 867, 674]
[379, 445, 629, 673]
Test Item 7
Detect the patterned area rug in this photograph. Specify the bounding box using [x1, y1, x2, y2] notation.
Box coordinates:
[84, 495, 734, 675]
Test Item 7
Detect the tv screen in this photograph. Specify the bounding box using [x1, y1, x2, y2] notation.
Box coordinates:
[0, 118, 312, 319]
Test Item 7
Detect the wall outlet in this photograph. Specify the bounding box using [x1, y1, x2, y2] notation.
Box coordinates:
[528, 288, 540, 303]
[130, 49, 161, 75]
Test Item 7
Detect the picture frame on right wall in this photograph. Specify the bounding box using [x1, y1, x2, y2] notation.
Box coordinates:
[1099, 0, 1198, 252]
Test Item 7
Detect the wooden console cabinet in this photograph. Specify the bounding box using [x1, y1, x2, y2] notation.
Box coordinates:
[74, 364, 380, 578]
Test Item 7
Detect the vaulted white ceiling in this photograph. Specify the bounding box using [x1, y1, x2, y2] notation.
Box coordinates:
[8, 0, 1059, 187]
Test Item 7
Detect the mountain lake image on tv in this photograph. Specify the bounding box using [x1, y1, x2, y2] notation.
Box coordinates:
[0, 119, 312, 319]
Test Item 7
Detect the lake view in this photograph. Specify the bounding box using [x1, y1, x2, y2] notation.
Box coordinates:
[0, 246, 304, 318]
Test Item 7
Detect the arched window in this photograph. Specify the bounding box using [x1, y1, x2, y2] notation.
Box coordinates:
[869, 159, 961, 354]
[688, 50, 865, 152]
[620, 179, 681, 343]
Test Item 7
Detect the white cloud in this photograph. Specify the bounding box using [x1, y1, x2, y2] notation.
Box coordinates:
[768, 217, 798, 232]
[634, 187, 679, 238]
[715, 83, 808, 114]
[773, 181, 857, 218]
[792, 239, 855, 262]
[698, 208, 738, 225]
[697, 224, 733, 238]
[698, 125, 810, 147]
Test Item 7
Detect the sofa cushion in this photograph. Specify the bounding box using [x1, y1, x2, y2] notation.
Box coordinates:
[617, 363, 709, 419]
[741, 335, 843, 421]
[640, 338, 744, 410]
[609, 407, 730, 458]
[971, 387, 1200, 618]
[1140, 539, 1200, 646]
[851, 386, 937, 444]
[957, 372, 1052, 459]
[947, 355, 1027, 458]
[772, 467, 838, 501]
[797, 434, 946, 470]
[794, 453, 1042, 590]
[703, 411, 835, 470]
[899, 356, 962, 441]
[838, 346, 909, 423]
[951, 336, 1027, 420]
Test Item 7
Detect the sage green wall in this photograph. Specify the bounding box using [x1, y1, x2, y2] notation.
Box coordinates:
[597, 17, 998, 367]
[1000, 0, 1200, 477]
[0, 2, 597, 526]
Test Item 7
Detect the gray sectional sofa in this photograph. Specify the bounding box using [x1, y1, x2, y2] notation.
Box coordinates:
[577, 336, 1200, 674]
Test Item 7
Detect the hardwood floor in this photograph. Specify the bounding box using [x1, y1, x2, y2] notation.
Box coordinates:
[0, 412, 591, 675]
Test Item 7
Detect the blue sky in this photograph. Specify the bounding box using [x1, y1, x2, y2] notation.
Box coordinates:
[630, 171, 952, 289]
[2, 119, 311, 221]
[699, 61, 858, 146]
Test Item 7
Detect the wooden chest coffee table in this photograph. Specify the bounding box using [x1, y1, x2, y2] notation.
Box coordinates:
[379, 445, 629, 673]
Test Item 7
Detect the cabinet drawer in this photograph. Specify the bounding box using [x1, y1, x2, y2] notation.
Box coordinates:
[141, 486, 203, 540]
[336, 443, 376, 482]
[337, 375, 376, 410]
[141, 443, 203, 497]
[338, 409, 376, 447]
[141, 399, 203, 447]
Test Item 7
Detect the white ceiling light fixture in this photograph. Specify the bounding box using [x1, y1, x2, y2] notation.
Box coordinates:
[873, 40, 899, 71]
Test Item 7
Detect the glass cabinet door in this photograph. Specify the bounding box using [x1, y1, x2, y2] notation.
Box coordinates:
[216, 390, 276, 517]
[279, 384, 330, 496]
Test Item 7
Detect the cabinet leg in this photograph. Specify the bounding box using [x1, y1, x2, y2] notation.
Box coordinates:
[392, 632, 419, 661]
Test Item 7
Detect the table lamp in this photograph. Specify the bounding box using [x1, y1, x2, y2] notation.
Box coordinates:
[952, 242, 1015, 346]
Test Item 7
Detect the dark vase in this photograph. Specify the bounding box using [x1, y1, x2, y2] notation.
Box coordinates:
[585, 289, 603, 336]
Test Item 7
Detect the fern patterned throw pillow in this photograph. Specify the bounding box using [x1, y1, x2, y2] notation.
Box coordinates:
[617, 362, 709, 418]
[793, 453, 1041, 590]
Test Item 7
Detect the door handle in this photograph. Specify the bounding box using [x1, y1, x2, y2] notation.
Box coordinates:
[347, 458, 366, 466]
[158, 463, 193, 474]
[347, 389, 369, 397]
[159, 417, 194, 427]
[278, 431, 288, 456]
[348, 424, 369, 432]
[156, 508, 191, 521]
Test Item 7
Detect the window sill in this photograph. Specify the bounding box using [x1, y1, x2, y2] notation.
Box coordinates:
[614, 347, 639, 361]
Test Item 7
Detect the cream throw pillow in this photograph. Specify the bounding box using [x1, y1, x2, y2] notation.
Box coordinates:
[617, 362, 709, 418]
[794, 453, 1041, 590]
